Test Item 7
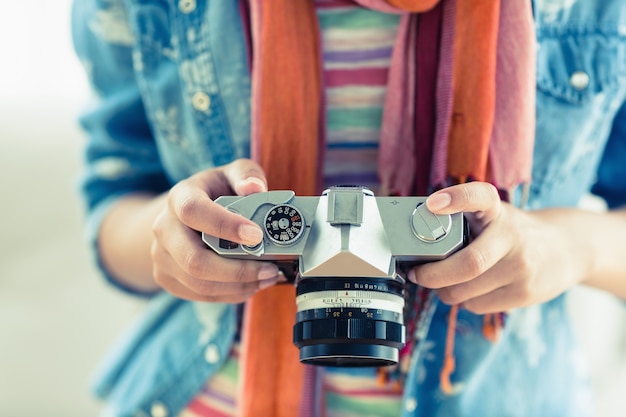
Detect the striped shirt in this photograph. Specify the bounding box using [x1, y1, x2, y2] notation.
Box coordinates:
[177, 345, 240, 417]
[178, 3, 402, 416]
[319, 0, 401, 192]
[178, 344, 404, 417]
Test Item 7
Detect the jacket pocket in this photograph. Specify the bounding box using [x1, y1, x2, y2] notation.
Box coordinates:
[536, 28, 626, 105]
[531, 23, 626, 208]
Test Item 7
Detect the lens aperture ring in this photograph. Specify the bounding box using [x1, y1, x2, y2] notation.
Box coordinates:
[296, 277, 404, 297]
[296, 291, 404, 314]
[296, 307, 403, 323]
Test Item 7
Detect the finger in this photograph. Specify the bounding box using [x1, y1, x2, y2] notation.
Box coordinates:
[426, 182, 502, 223]
[152, 241, 282, 297]
[153, 212, 279, 282]
[182, 158, 268, 198]
[222, 159, 268, 196]
[457, 285, 523, 315]
[410, 221, 513, 288]
[155, 273, 258, 304]
[435, 259, 516, 306]
[180, 252, 280, 284]
[168, 179, 264, 246]
[455, 251, 544, 314]
[170, 159, 267, 244]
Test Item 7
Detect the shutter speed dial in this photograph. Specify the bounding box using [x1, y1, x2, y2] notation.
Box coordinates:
[410, 202, 451, 242]
[264, 204, 305, 245]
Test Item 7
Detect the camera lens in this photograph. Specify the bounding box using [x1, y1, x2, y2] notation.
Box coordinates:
[293, 277, 405, 367]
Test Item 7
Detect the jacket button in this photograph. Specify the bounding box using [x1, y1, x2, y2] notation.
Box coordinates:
[569, 71, 589, 90]
[178, 0, 196, 13]
[405, 397, 418, 412]
[204, 344, 221, 364]
[192, 91, 211, 111]
[150, 402, 169, 417]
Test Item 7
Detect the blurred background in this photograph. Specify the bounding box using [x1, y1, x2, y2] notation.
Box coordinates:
[0, 1, 145, 415]
[0, 1, 625, 416]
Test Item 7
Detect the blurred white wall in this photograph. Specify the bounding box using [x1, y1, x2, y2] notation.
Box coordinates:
[0, 2, 625, 417]
[0, 2, 144, 416]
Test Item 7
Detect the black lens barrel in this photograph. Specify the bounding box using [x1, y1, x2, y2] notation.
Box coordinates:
[293, 277, 406, 367]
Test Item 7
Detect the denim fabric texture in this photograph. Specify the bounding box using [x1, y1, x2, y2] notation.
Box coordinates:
[72, 0, 626, 416]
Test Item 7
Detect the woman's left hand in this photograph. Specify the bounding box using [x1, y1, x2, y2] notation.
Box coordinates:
[408, 182, 592, 314]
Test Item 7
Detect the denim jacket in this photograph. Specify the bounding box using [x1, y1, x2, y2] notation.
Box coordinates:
[72, 0, 626, 416]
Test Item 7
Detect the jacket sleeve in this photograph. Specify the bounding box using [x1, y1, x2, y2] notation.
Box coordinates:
[592, 99, 626, 209]
[72, 0, 171, 295]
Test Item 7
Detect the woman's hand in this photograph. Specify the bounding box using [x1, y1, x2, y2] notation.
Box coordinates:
[151, 159, 283, 304]
[408, 182, 594, 314]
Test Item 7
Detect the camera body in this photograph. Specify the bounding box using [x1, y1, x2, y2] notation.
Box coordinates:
[202, 186, 467, 367]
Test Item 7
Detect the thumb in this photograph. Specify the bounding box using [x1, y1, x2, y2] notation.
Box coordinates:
[426, 182, 500, 214]
[222, 158, 268, 196]
[426, 182, 502, 224]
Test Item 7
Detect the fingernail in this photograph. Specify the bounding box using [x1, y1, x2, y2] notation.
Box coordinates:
[407, 269, 417, 283]
[238, 224, 263, 245]
[257, 263, 279, 280]
[427, 193, 451, 211]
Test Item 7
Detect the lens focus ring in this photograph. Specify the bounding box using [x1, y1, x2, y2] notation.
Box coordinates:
[293, 277, 406, 367]
[294, 318, 404, 347]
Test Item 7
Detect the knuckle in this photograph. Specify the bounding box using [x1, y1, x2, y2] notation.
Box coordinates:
[411, 265, 439, 288]
[176, 194, 199, 224]
[516, 251, 534, 277]
[515, 280, 534, 304]
[446, 287, 467, 305]
[233, 262, 252, 283]
[463, 247, 488, 277]
[182, 249, 206, 277]
[190, 278, 217, 296]
[437, 288, 454, 304]
[213, 216, 229, 240]
[506, 253, 534, 298]
[483, 182, 500, 201]
[152, 218, 166, 240]
[176, 273, 220, 298]
[438, 286, 466, 305]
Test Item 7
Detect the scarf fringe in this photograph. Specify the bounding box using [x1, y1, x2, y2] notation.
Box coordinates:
[439, 308, 505, 395]
[439, 303, 458, 394]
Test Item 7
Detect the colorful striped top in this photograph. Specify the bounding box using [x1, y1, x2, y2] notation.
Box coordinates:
[177, 3, 402, 416]
[319, 0, 400, 192]
[178, 344, 404, 417]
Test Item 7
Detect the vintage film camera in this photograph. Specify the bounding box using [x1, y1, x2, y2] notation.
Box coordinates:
[202, 186, 467, 367]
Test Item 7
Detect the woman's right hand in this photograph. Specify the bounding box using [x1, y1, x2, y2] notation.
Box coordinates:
[151, 158, 283, 304]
